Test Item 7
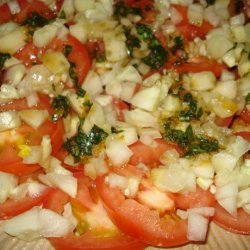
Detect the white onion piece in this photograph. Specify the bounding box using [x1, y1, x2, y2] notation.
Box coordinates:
[218, 197, 237, 217]
[3, 64, 26, 86]
[0, 111, 21, 132]
[7, 0, 20, 14]
[215, 182, 238, 200]
[22, 146, 42, 164]
[188, 207, 215, 217]
[187, 212, 209, 241]
[0, 172, 18, 204]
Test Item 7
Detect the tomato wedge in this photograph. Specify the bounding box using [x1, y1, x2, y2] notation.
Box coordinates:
[129, 139, 182, 167]
[174, 187, 216, 210]
[213, 203, 250, 234]
[49, 231, 146, 250]
[0, 187, 51, 220]
[240, 107, 250, 124]
[0, 3, 12, 24]
[96, 176, 189, 247]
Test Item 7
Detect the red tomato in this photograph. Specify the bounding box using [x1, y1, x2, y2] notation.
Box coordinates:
[0, 94, 52, 113]
[174, 187, 216, 210]
[215, 115, 234, 127]
[49, 35, 91, 84]
[43, 188, 69, 214]
[166, 56, 227, 78]
[14, 0, 56, 23]
[234, 131, 250, 142]
[129, 139, 182, 167]
[0, 3, 12, 24]
[213, 203, 250, 234]
[96, 176, 189, 247]
[49, 231, 146, 250]
[55, 148, 84, 172]
[15, 42, 45, 67]
[0, 187, 51, 220]
[229, 0, 250, 19]
[113, 98, 129, 121]
[240, 107, 250, 123]
[173, 5, 214, 41]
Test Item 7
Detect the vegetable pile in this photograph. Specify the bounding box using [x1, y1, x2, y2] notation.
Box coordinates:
[0, 0, 249, 249]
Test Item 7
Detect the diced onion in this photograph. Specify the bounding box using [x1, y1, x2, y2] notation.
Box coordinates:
[0, 111, 21, 132]
[7, 0, 20, 14]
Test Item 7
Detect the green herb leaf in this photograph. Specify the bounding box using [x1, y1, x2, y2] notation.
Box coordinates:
[63, 45, 72, 57]
[52, 95, 70, 121]
[124, 27, 141, 56]
[0, 52, 11, 70]
[59, 10, 66, 19]
[205, 0, 216, 6]
[179, 93, 203, 121]
[63, 125, 108, 161]
[114, 1, 141, 17]
[23, 12, 48, 28]
[245, 93, 250, 104]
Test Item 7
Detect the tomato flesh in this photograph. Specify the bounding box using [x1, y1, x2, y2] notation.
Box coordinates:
[96, 176, 189, 247]
[0, 188, 51, 220]
[214, 203, 250, 234]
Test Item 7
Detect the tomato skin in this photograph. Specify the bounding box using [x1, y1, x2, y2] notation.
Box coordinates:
[129, 139, 182, 167]
[15, 42, 45, 67]
[235, 131, 250, 142]
[14, 0, 56, 23]
[49, 231, 146, 250]
[213, 203, 250, 235]
[240, 107, 250, 124]
[43, 188, 69, 214]
[173, 5, 213, 41]
[96, 176, 189, 247]
[51, 119, 64, 155]
[0, 3, 12, 24]
[174, 187, 216, 210]
[0, 188, 51, 220]
[215, 115, 234, 127]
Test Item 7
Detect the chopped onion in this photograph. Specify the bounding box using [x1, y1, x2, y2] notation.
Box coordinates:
[188, 207, 215, 217]
[187, 212, 209, 241]
[0, 111, 21, 132]
[7, 0, 20, 14]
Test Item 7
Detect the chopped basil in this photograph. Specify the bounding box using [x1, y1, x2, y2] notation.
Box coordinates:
[51, 95, 70, 121]
[23, 12, 48, 28]
[164, 123, 219, 157]
[179, 93, 203, 121]
[63, 125, 108, 161]
[0, 52, 10, 70]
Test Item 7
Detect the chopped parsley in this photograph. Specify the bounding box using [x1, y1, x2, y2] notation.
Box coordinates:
[114, 1, 141, 17]
[59, 10, 66, 19]
[63, 125, 108, 161]
[0, 52, 11, 70]
[124, 28, 141, 56]
[135, 24, 167, 69]
[245, 93, 250, 104]
[164, 123, 219, 157]
[172, 36, 184, 50]
[205, 0, 216, 5]
[51, 95, 70, 121]
[179, 93, 203, 122]
[23, 12, 49, 28]
[63, 45, 72, 57]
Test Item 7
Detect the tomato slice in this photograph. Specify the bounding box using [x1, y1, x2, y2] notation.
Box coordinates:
[14, 0, 56, 23]
[49, 231, 146, 250]
[0, 187, 51, 220]
[235, 131, 250, 142]
[43, 188, 69, 214]
[174, 187, 216, 210]
[213, 203, 250, 234]
[129, 139, 182, 167]
[173, 5, 213, 41]
[215, 115, 234, 127]
[15, 42, 45, 67]
[49, 35, 91, 84]
[96, 176, 189, 247]
[0, 3, 12, 24]
[240, 107, 250, 124]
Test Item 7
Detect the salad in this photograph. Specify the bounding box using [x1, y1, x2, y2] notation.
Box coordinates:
[0, 0, 249, 249]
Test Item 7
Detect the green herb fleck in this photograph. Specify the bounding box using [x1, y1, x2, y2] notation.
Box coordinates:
[0, 53, 10, 70]
[179, 93, 203, 121]
[52, 95, 70, 121]
[23, 12, 48, 28]
[164, 123, 219, 157]
[124, 28, 141, 56]
[205, 0, 216, 5]
[173, 36, 184, 50]
[63, 45, 72, 57]
[114, 1, 141, 17]
[59, 10, 66, 19]
[63, 125, 108, 161]
[245, 93, 250, 104]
